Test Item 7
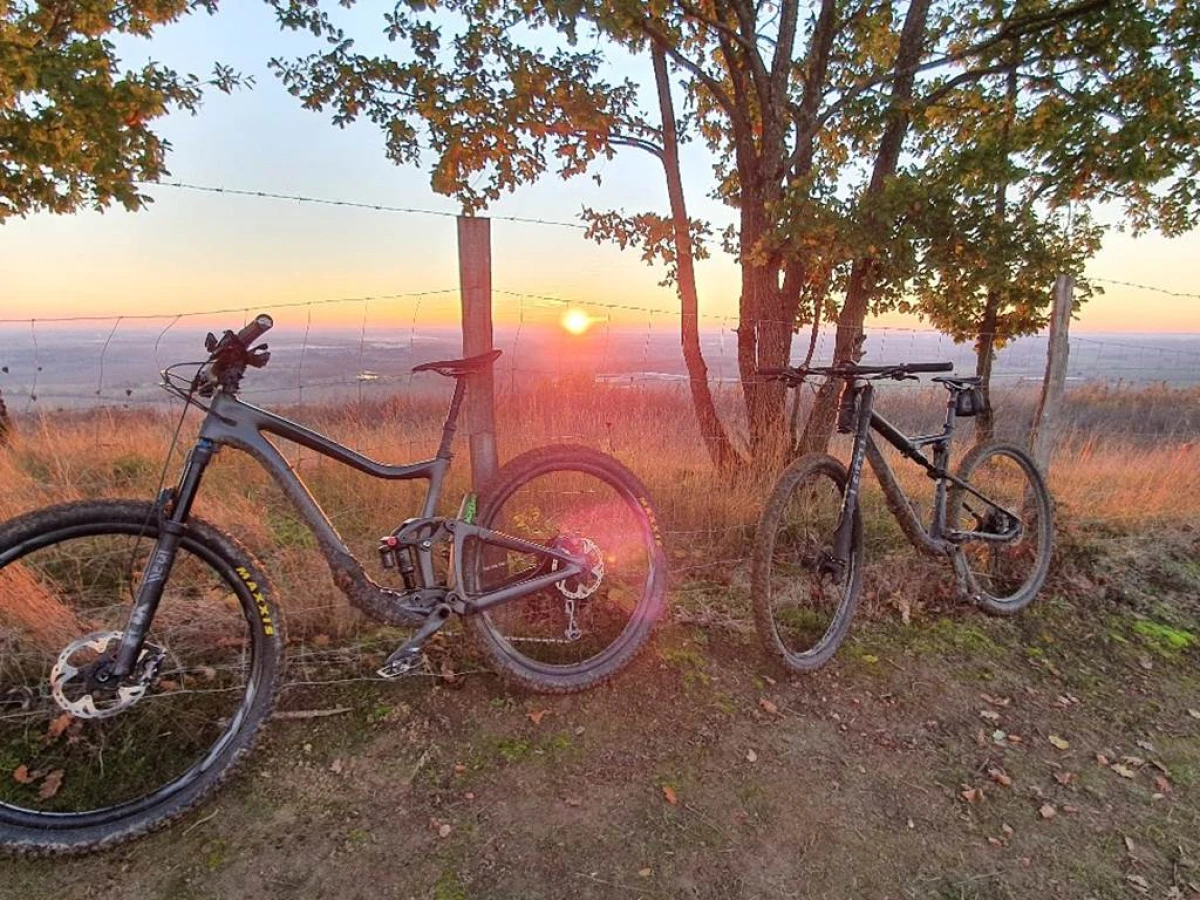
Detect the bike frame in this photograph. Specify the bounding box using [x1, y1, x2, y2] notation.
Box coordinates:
[110, 383, 584, 678]
[830, 382, 1024, 572]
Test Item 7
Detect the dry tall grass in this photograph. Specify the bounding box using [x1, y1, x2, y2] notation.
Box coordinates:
[1, 382, 1196, 637]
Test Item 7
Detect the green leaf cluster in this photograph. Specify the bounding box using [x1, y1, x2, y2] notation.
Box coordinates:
[1, 0, 246, 221]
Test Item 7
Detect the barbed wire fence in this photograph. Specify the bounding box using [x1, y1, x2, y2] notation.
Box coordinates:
[2, 195, 1199, 694]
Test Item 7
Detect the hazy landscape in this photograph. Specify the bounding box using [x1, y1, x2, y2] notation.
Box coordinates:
[1, 324, 1198, 412]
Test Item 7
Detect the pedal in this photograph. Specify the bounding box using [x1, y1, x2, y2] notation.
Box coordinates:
[376, 604, 451, 680]
[377, 649, 425, 679]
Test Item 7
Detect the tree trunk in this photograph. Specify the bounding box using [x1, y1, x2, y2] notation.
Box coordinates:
[973, 46, 1018, 446]
[738, 203, 793, 460]
[797, 0, 933, 455]
[651, 45, 745, 471]
[974, 291, 999, 443]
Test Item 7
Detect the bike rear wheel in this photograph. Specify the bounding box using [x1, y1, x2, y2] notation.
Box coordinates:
[0, 500, 282, 855]
[466, 446, 668, 693]
[752, 454, 863, 672]
[948, 442, 1053, 614]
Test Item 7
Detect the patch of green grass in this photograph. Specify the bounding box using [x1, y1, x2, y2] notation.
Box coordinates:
[495, 737, 533, 764]
[1132, 619, 1196, 657]
[433, 870, 467, 900]
[204, 838, 227, 872]
[660, 643, 712, 688]
[267, 509, 317, 549]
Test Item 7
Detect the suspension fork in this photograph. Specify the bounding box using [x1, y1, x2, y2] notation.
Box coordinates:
[109, 438, 216, 679]
[832, 383, 875, 570]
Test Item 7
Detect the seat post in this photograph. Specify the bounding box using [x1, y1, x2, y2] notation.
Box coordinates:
[436, 377, 468, 459]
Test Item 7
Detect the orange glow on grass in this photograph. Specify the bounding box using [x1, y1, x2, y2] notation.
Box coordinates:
[561, 307, 594, 336]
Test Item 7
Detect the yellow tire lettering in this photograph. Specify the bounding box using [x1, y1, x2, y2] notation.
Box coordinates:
[234, 567, 275, 634]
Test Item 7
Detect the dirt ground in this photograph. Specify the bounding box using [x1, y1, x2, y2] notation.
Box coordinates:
[3, 523, 1199, 900]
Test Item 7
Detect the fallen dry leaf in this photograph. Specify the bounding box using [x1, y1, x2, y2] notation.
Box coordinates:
[987, 768, 1013, 788]
[1048, 735, 1070, 750]
[1154, 775, 1172, 794]
[528, 709, 548, 725]
[453, 763, 467, 775]
[759, 698, 780, 716]
[38, 769, 64, 800]
[1095, 753, 1110, 766]
[638, 868, 652, 878]
[662, 785, 678, 806]
[45, 713, 72, 742]
[564, 796, 581, 807]
[438, 823, 452, 839]
[1001, 823, 1014, 837]
[987, 836, 1003, 847]
[979, 709, 1001, 723]
[1122, 755, 1146, 767]
[464, 792, 475, 801]
[1188, 709, 1200, 720]
[329, 758, 343, 775]
[980, 694, 1012, 708]
[1062, 804, 1080, 814]
[960, 786, 983, 804]
[1111, 764, 1137, 779]
[746, 749, 758, 763]
[1124, 836, 1136, 854]
[12, 765, 34, 785]
[1136, 740, 1155, 753]
[1054, 771, 1075, 786]
[1039, 803, 1057, 820]
[1126, 874, 1150, 893]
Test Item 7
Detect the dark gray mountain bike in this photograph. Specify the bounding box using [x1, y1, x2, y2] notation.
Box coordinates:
[0, 314, 667, 854]
[752, 361, 1052, 672]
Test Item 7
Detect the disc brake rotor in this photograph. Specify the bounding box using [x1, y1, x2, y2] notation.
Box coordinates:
[50, 631, 165, 720]
[552, 536, 605, 601]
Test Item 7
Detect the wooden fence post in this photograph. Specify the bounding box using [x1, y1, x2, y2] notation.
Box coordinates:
[457, 215, 499, 489]
[0, 389, 9, 447]
[1030, 274, 1073, 473]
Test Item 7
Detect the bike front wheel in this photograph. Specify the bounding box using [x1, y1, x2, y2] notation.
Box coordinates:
[0, 500, 283, 855]
[752, 454, 863, 672]
[947, 442, 1053, 614]
[466, 446, 668, 693]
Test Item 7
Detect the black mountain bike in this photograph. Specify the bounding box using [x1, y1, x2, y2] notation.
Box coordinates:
[752, 361, 1052, 672]
[0, 315, 667, 854]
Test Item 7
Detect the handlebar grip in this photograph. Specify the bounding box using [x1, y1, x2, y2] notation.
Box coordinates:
[236, 314, 274, 348]
[904, 361, 954, 373]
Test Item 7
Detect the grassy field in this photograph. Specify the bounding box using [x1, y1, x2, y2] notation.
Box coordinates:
[0, 382, 1198, 898]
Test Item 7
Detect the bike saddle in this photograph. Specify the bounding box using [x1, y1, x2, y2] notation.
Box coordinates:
[412, 349, 503, 377]
[932, 375, 982, 388]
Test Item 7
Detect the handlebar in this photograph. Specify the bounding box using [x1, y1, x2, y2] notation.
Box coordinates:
[759, 360, 954, 384]
[194, 312, 275, 396]
[236, 314, 274, 348]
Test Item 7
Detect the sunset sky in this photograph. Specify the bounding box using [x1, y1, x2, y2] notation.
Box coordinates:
[2, 4, 1198, 334]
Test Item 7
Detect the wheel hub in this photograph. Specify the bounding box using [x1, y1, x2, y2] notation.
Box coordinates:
[50, 631, 165, 720]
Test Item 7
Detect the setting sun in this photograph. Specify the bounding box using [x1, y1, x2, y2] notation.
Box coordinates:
[561, 307, 594, 335]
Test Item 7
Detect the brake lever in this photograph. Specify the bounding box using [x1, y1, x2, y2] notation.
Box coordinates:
[246, 344, 271, 369]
